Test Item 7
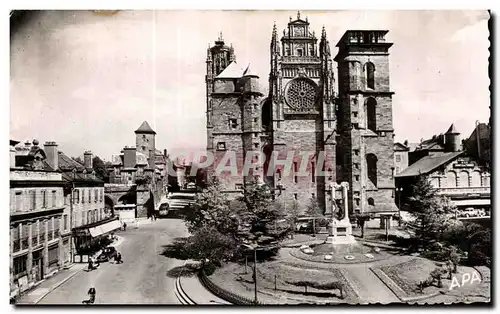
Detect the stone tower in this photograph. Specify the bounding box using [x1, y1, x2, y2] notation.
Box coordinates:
[205, 33, 265, 192]
[268, 12, 337, 213]
[135, 121, 156, 168]
[335, 30, 396, 215]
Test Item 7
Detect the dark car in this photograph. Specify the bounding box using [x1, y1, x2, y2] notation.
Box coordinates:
[96, 246, 117, 262]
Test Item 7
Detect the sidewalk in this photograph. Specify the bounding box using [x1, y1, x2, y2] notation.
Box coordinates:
[16, 235, 125, 305]
[179, 276, 231, 305]
[17, 263, 86, 305]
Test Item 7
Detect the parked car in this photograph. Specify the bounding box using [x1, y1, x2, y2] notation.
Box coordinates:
[96, 246, 118, 262]
[459, 208, 479, 218]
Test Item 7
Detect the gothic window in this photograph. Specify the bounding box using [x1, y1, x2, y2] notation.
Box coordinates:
[285, 78, 317, 111]
[311, 161, 316, 183]
[446, 171, 457, 187]
[366, 62, 375, 89]
[366, 154, 378, 186]
[365, 97, 377, 132]
[261, 99, 271, 131]
[309, 46, 314, 56]
[395, 154, 401, 162]
[297, 49, 303, 56]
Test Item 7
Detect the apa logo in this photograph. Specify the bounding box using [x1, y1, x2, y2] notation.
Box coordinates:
[449, 272, 481, 290]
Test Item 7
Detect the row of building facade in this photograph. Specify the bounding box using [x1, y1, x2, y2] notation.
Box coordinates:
[9, 139, 117, 298]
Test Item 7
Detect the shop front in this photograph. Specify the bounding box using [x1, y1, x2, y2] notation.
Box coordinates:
[72, 217, 121, 263]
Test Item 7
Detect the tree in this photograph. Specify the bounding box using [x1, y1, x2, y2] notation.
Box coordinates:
[305, 196, 322, 236]
[72, 156, 83, 164]
[161, 225, 237, 275]
[237, 179, 291, 247]
[92, 155, 109, 182]
[183, 177, 239, 236]
[406, 175, 455, 247]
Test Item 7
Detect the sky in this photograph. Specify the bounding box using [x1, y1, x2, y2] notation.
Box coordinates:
[10, 10, 490, 161]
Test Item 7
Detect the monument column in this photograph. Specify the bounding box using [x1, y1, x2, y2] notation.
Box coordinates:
[326, 182, 355, 245]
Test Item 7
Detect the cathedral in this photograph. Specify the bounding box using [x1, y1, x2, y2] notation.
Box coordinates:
[205, 12, 398, 216]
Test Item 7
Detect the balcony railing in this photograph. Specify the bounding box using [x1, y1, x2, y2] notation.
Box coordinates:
[47, 232, 53, 241]
[54, 230, 59, 238]
[39, 233, 45, 242]
[437, 187, 490, 195]
[32, 236, 38, 247]
[281, 56, 320, 64]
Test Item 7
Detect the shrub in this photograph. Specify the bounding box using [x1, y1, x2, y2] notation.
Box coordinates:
[203, 261, 218, 276]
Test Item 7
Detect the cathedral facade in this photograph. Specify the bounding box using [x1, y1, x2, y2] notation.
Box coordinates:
[206, 13, 397, 216]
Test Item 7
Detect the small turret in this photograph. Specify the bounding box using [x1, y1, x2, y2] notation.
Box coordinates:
[444, 123, 461, 152]
[240, 64, 261, 95]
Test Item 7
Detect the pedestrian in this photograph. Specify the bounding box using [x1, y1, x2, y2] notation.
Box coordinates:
[88, 258, 94, 271]
[88, 287, 96, 304]
[117, 252, 123, 264]
[123, 222, 127, 232]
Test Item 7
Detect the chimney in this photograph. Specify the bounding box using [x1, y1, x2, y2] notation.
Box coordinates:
[44, 141, 59, 170]
[84, 151, 93, 169]
[123, 147, 136, 168]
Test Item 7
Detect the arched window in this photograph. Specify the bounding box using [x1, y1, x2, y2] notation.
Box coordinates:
[458, 171, 470, 187]
[446, 171, 457, 187]
[471, 171, 481, 187]
[430, 177, 440, 188]
[365, 98, 377, 132]
[366, 154, 378, 186]
[366, 62, 375, 89]
[368, 197, 375, 206]
[261, 99, 271, 131]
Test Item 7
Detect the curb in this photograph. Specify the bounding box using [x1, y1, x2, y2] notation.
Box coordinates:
[174, 262, 196, 305]
[33, 267, 84, 304]
[174, 276, 196, 305]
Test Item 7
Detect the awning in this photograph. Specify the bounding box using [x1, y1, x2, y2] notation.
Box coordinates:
[89, 220, 122, 238]
[452, 199, 491, 206]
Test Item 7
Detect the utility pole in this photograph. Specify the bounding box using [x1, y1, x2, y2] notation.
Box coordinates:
[253, 247, 258, 304]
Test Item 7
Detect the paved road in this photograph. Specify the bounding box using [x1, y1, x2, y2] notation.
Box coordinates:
[39, 218, 189, 304]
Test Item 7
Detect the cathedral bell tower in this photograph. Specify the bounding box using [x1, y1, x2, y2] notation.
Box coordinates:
[206, 33, 235, 152]
[268, 12, 337, 214]
[335, 30, 397, 216]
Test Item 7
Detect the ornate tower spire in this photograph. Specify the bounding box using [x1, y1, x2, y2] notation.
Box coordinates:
[229, 43, 236, 62]
[297, 11, 301, 20]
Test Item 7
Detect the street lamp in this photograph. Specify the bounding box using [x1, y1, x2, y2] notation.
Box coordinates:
[396, 187, 403, 226]
[242, 243, 258, 305]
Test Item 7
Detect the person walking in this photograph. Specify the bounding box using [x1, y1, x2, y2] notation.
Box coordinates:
[123, 222, 127, 232]
[87, 287, 96, 304]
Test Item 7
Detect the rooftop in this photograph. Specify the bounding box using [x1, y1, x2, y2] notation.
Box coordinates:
[396, 151, 463, 178]
[135, 121, 156, 134]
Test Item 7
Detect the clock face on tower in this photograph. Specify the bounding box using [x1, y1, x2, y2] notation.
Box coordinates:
[285, 78, 317, 111]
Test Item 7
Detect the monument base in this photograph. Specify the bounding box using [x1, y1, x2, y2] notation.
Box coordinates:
[325, 220, 356, 245]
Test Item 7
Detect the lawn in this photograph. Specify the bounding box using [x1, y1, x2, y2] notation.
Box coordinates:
[209, 260, 359, 304]
[377, 257, 486, 301]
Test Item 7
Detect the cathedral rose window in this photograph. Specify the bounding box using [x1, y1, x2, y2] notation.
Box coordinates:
[285, 78, 317, 111]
